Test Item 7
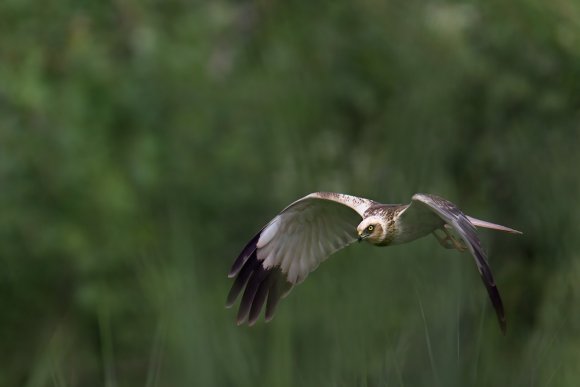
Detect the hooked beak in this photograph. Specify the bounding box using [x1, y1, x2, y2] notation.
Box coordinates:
[357, 231, 364, 242]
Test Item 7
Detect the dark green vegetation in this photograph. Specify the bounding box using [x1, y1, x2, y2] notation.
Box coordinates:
[1, 0, 579, 385]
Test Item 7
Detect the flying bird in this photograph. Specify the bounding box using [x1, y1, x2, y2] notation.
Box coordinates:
[226, 192, 521, 333]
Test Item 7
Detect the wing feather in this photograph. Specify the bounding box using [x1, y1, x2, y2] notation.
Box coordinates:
[257, 217, 280, 248]
[227, 192, 375, 325]
[265, 271, 291, 321]
[237, 267, 269, 325]
[248, 274, 274, 326]
[402, 193, 507, 334]
[228, 231, 262, 278]
[226, 252, 259, 308]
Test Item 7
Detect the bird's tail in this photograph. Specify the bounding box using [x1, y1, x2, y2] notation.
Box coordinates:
[467, 216, 522, 234]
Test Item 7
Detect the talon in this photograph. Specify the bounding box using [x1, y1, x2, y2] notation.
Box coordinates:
[452, 237, 468, 252]
[433, 227, 468, 252]
[433, 229, 455, 249]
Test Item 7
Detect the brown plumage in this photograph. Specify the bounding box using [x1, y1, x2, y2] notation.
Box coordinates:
[227, 192, 522, 333]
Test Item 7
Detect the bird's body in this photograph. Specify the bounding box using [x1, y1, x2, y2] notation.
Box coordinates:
[227, 192, 521, 333]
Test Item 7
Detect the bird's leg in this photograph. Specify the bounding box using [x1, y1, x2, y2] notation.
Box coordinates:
[433, 226, 468, 252]
[433, 229, 455, 249]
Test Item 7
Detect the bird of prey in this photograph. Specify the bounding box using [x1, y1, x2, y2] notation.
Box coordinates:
[226, 192, 521, 333]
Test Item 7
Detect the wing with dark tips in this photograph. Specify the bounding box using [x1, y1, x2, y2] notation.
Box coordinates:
[227, 192, 375, 325]
[404, 193, 507, 334]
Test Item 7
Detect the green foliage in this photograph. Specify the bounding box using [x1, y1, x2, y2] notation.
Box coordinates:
[1, 0, 579, 385]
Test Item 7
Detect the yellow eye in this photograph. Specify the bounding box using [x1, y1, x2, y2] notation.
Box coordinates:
[367, 225, 374, 232]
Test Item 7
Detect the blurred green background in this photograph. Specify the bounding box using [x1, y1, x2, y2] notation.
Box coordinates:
[1, 0, 580, 386]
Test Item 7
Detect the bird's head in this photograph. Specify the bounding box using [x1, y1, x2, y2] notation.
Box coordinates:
[357, 217, 386, 245]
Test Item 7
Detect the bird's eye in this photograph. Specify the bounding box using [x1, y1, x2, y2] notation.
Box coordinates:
[367, 225, 374, 232]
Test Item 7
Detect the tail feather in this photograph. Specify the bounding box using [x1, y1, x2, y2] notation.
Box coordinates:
[467, 216, 522, 234]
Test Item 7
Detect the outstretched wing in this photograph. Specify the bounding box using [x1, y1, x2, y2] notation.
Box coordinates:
[400, 193, 507, 334]
[227, 192, 376, 326]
